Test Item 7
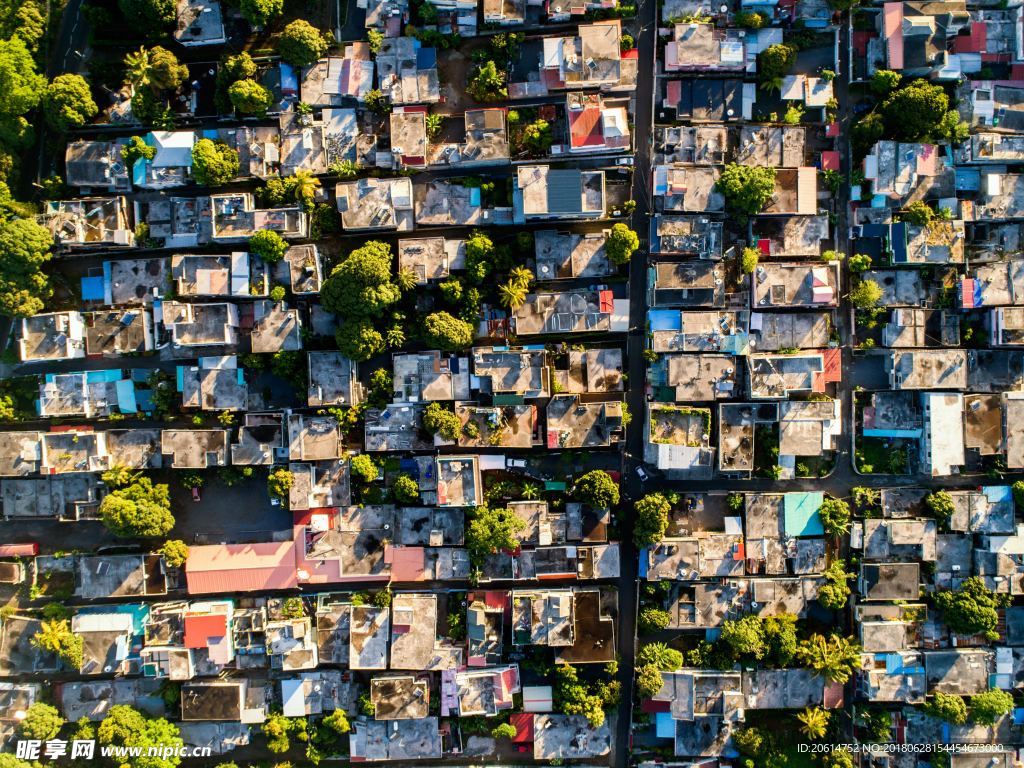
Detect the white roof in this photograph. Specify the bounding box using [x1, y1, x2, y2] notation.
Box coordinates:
[71, 613, 134, 633]
[280, 678, 306, 717]
[924, 392, 964, 476]
[151, 131, 196, 168]
[522, 685, 553, 713]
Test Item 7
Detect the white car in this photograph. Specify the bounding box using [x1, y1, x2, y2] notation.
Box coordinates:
[635, 465, 649, 482]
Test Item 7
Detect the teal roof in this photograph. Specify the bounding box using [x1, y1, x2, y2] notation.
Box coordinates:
[783, 492, 824, 537]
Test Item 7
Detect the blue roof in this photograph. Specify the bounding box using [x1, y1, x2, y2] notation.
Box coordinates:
[416, 46, 437, 69]
[655, 711, 675, 739]
[783, 492, 825, 537]
[648, 309, 681, 332]
[81, 276, 105, 301]
[982, 485, 1012, 504]
[116, 379, 138, 413]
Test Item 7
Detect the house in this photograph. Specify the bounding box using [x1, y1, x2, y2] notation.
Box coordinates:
[511, 588, 616, 663]
[863, 141, 947, 204]
[266, 617, 318, 671]
[547, 395, 624, 449]
[645, 403, 714, 477]
[171, 253, 266, 298]
[376, 37, 440, 104]
[83, 309, 154, 356]
[878, 0, 970, 79]
[335, 178, 414, 232]
[178, 356, 247, 411]
[301, 48, 375, 105]
[77, 555, 166, 600]
[664, 23, 746, 72]
[397, 237, 466, 284]
[859, 562, 920, 601]
[370, 675, 429, 719]
[530, 714, 611, 760]
[752, 262, 840, 308]
[761, 168, 818, 216]
[566, 92, 630, 154]
[181, 680, 267, 723]
[779, 399, 842, 458]
[44, 197, 134, 248]
[65, 140, 131, 193]
[349, 718, 442, 761]
[535, 21, 626, 91]
[427, 108, 510, 168]
[389, 109, 428, 168]
[435, 455, 481, 507]
[280, 670, 355, 717]
[747, 352, 835, 399]
[882, 308, 960, 347]
[287, 414, 342, 461]
[72, 611, 136, 675]
[161, 430, 229, 469]
[18, 311, 86, 362]
[37, 370, 146, 419]
[2, 475, 101, 519]
[737, 126, 806, 168]
[511, 289, 627, 335]
[288, 460, 351, 510]
[859, 650, 927, 702]
[467, 592, 506, 667]
[659, 78, 747, 123]
[921, 391, 966, 476]
[230, 413, 285, 466]
[159, 301, 240, 348]
[887, 349, 968, 389]
[390, 593, 463, 670]
[653, 165, 724, 212]
[974, 172, 1024, 221]
[185, 539, 299, 594]
[414, 179, 484, 227]
[534, 230, 614, 279]
[650, 261, 725, 308]
[514, 165, 606, 222]
[650, 216, 723, 259]
[250, 300, 302, 353]
[392, 352, 470, 402]
[282, 244, 323, 295]
[445, 665, 520, 716]
[134, 131, 196, 189]
[174, 0, 225, 44]
[209, 192, 307, 241]
[552, 348, 624, 395]
[307, 352, 362, 407]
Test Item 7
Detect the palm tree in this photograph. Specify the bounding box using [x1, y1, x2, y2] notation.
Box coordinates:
[333, 159, 359, 178]
[101, 465, 139, 489]
[797, 707, 830, 741]
[292, 169, 321, 208]
[499, 279, 527, 309]
[796, 634, 863, 684]
[386, 325, 406, 349]
[759, 75, 783, 93]
[124, 47, 153, 89]
[508, 266, 534, 289]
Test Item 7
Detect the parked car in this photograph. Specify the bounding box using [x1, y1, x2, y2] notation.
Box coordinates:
[191, 486, 201, 502]
[635, 465, 649, 482]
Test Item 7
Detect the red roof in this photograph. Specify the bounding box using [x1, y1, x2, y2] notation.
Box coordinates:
[621, 48, 638, 59]
[952, 22, 986, 53]
[510, 713, 534, 743]
[185, 540, 299, 594]
[823, 348, 841, 383]
[665, 79, 681, 107]
[1012, 64, 1024, 81]
[820, 150, 841, 171]
[388, 546, 426, 582]
[569, 106, 606, 149]
[641, 698, 671, 713]
[598, 290, 614, 313]
[183, 614, 227, 648]
[825, 121, 840, 138]
[484, 590, 508, 610]
[757, 239, 771, 256]
[883, 2, 903, 70]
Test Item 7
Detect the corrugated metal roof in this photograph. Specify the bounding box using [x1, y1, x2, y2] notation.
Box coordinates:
[545, 169, 583, 214]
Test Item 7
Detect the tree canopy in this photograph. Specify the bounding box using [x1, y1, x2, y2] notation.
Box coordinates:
[335, 319, 385, 362]
[249, 230, 288, 262]
[933, 576, 1000, 639]
[423, 402, 462, 441]
[422, 311, 474, 351]
[392, 474, 419, 504]
[818, 497, 851, 536]
[879, 79, 966, 143]
[970, 689, 1014, 725]
[279, 20, 328, 67]
[796, 634, 862, 684]
[99, 477, 174, 538]
[267, 468, 293, 501]
[923, 692, 968, 725]
[117, 0, 174, 33]
[228, 78, 273, 115]
[467, 60, 507, 102]
[159, 539, 189, 568]
[240, 0, 283, 25]
[573, 469, 619, 508]
[98, 705, 183, 768]
[191, 139, 239, 186]
[350, 453, 378, 484]
[31, 619, 83, 670]
[466, 505, 527, 565]
[606, 223, 639, 265]
[43, 74, 98, 131]
[634, 492, 671, 546]
[0, 37, 46, 148]
[850, 279, 883, 309]
[717, 163, 776, 217]
[817, 560, 852, 610]
[0, 217, 52, 317]
[554, 663, 606, 728]
[321, 241, 400, 319]
[18, 703, 63, 741]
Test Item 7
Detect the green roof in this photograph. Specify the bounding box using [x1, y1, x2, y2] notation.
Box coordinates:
[783, 492, 825, 537]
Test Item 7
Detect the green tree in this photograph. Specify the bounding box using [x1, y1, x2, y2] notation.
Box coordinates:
[0, 37, 45, 147]
[423, 402, 461, 441]
[31, 619, 83, 669]
[498, 278, 528, 310]
[637, 642, 683, 670]
[880, 79, 964, 142]
[98, 706, 183, 768]
[933, 576, 1000, 639]
[764, 614, 798, 666]
[553, 663, 605, 728]
[758, 43, 796, 84]
[1014, 480, 1024, 509]
[848, 254, 872, 272]
[491, 722, 517, 740]
[267, 468, 293, 501]
[923, 692, 968, 725]
[102, 465, 140, 488]
[606, 223, 639, 265]
[466, 505, 526, 563]
[902, 200, 934, 226]
[796, 634, 862, 684]
[717, 163, 777, 217]
[350, 453, 378, 484]
[18, 703, 63, 741]
[638, 607, 670, 634]
[126, 46, 187, 91]
[0, 217, 52, 317]
[249, 230, 288, 262]
[635, 664, 665, 698]
[191, 139, 239, 186]
[467, 60, 507, 102]
[521, 118, 553, 153]
[117, 0, 175, 33]
[99, 477, 174, 538]
[43, 74, 98, 131]
[721, 615, 767, 660]
[364, 88, 390, 115]
[367, 28, 384, 54]
[159, 539, 189, 568]
[797, 707, 829, 741]
[870, 69, 901, 96]
[392, 474, 419, 504]
[573, 469, 619, 508]
[321, 241, 399, 319]
[924, 490, 955, 528]
[335, 320, 385, 361]
[279, 20, 328, 67]
[818, 497, 851, 536]
[634, 492, 671, 546]
[262, 713, 297, 753]
[228, 78, 273, 115]
[817, 560, 852, 610]
[423, 311, 474, 351]
[322, 709, 350, 734]
[850, 279, 883, 309]
[291, 169, 321, 209]
[970, 689, 1014, 725]
[240, 0, 283, 25]
[122, 135, 156, 167]
[740, 247, 759, 274]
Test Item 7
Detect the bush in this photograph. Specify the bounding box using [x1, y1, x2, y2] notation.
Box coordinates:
[240, 0, 282, 26]
[228, 78, 273, 115]
[279, 20, 328, 67]
[634, 493, 671, 546]
[159, 540, 189, 568]
[923, 692, 967, 724]
[249, 230, 288, 262]
[269, 285, 286, 303]
[848, 254, 872, 272]
[717, 163, 776, 217]
[901, 200, 934, 226]
[392, 474, 419, 504]
[924, 490, 955, 528]
[740, 247, 759, 274]
[467, 60, 507, 102]
[818, 497, 851, 536]
[637, 642, 683, 670]
[635, 664, 664, 698]
[850, 279, 883, 309]
[870, 68, 901, 96]
[491, 723, 517, 740]
[423, 402, 461, 441]
[606, 223, 639, 265]
[817, 560, 852, 610]
[638, 607, 670, 634]
[933, 577, 1000, 639]
[267, 468, 293, 501]
[422, 311, 474, 351]
[970, 689, 1014, 725]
